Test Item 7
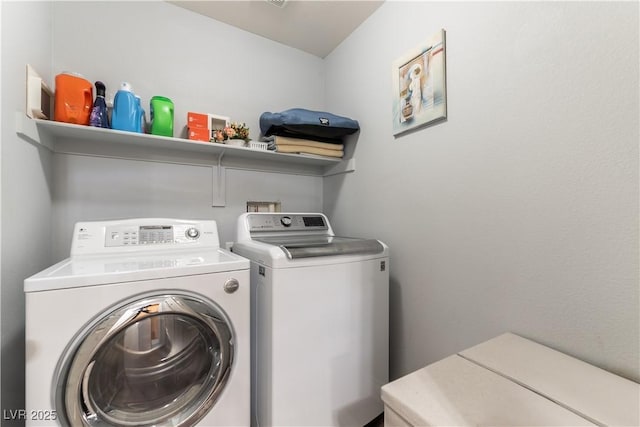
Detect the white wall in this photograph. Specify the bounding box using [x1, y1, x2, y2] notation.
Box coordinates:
[51, 156, 323, 258]
[1, 1, 54, 421]
[324, 1, 639, 382]
[49, 1, 326, 260]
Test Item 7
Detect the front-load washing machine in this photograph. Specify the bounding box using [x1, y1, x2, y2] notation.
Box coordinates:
[232, 213, 389, 427]
[24, 218, 250, 427]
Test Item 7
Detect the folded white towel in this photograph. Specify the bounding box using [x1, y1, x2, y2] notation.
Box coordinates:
[276, 144, 344, 158]
[274, 135, 344, 151]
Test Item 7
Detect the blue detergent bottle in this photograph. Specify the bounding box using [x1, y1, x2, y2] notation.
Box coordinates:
[135, 95, 146, 133]
[111, 82, 139, 132]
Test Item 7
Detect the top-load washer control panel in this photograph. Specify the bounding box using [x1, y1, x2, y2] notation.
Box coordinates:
[71, 218, 220, 256]
[246, 214, 329, 233]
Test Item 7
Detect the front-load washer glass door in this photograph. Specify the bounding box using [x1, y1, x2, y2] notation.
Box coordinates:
[55, 294, 234, 427]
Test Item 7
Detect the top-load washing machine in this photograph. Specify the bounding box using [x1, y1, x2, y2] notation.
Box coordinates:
[232, 213, 389, 427]
[24, 218, 250, 427]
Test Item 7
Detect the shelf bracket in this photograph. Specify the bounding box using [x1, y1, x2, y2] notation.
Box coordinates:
[324, 157, 356, 177]
[15, 111, 54, 151]
[212, 151, 226, 207]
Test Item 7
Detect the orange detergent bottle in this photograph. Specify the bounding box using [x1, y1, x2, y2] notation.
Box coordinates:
[54, 72, 93, 125]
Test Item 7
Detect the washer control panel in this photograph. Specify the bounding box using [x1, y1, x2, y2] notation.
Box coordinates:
[71, 218, 220, 256]
[247, 214, 328, 232]
[105, 224, 202, 247]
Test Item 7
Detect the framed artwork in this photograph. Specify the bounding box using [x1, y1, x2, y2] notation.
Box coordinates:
[392, 29, 447, 136]
[26, 64, 54, 120]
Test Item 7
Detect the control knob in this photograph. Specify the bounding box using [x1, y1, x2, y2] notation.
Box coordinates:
[185, 227, 200, 239]
[280, 216, 292, 227]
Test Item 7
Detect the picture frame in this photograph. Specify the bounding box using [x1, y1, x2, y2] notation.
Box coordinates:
[26, 64, 54, 120]
[392, 29, 447, 136]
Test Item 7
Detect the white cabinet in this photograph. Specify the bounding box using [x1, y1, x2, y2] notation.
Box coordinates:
[382, 333, 640, 427]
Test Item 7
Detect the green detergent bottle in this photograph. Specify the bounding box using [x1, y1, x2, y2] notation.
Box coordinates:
[150, 96, 174, 137]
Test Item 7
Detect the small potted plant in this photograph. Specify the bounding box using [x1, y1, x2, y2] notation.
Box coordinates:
[213, 122, 250, 146]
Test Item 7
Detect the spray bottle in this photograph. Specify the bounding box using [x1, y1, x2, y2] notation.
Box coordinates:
[89, 81, 110, 128]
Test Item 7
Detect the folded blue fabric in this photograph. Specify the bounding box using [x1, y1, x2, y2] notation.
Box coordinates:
[260, 108, 359, 142]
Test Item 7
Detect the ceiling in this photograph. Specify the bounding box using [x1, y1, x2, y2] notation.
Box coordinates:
[168, 0, 384, 58]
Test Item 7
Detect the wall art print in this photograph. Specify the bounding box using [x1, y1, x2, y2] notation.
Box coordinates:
[392, 29, 447, 136]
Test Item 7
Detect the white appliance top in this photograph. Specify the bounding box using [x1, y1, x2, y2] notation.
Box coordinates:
[382, 333, 639, 426]
[381, 354, 595, 426]
[233, 213, 388, 267]
[25, 218, 249, 293]
[459, 333, 640, 426]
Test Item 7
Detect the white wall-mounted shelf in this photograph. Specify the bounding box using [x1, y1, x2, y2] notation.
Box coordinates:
[15, 113, 355, 206]
[15, 113, 354, 175]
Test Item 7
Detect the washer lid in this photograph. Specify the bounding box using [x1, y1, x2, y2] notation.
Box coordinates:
[24, 248, 249, 293]
[254, 235, 384, 259]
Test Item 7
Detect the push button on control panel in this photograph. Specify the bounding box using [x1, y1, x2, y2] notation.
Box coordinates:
[139, 226, 173, 244]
